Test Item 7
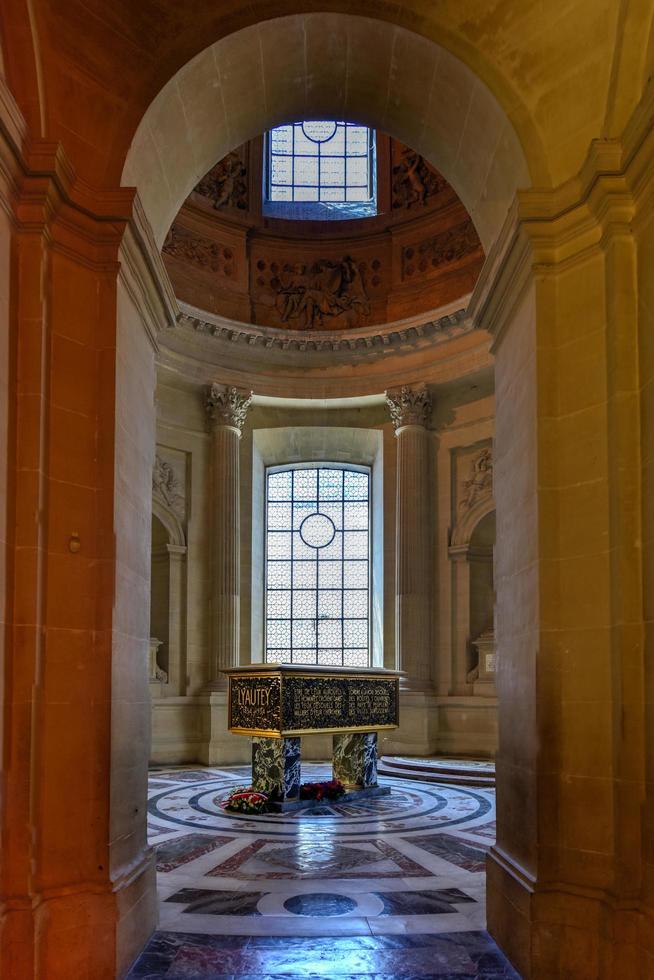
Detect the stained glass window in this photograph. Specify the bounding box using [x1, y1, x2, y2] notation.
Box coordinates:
[265, 464, 370, 667]
[264, 121, 376, 219]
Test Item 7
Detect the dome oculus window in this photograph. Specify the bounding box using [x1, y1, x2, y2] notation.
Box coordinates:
[264, 121, 377, 219]
[265, 464, 370, 667]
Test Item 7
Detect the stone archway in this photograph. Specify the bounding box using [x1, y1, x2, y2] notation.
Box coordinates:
[0, 5, 652, 979]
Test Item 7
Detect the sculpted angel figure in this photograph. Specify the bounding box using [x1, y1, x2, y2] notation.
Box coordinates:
[460, 448, 493, 511]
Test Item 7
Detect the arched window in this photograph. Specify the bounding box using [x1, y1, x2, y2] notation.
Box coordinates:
[265, 463, 370, 666]
[263, 121, 377, 219]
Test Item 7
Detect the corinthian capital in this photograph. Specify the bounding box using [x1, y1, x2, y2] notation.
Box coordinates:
[385, 384, 432, 430]
[205, 384, 253, 432]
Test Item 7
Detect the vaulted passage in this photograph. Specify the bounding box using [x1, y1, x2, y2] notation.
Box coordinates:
[1, 4, 654, 980]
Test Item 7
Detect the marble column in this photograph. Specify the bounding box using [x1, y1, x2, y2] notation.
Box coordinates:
[205, 384, 252, 688]
[386, 385, 433, 693]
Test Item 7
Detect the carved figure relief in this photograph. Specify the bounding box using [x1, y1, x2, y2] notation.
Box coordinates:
[269, 255, 371, 330]
[402, 220, 481, 279]
[162, 225, 235, 278]
[194, 150, 248, 211]
[152, 454, 186, 520]
[392, 145, 447, 209]
[459, 447, 493, 513]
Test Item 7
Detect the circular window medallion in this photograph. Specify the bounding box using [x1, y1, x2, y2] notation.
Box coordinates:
[300, 512, 336, 549]
[301, 120, 338, 143]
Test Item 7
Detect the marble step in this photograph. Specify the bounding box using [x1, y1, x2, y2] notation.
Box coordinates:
[378, 755, 496, 788]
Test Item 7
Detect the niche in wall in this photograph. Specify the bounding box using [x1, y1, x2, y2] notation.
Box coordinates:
[150, 515, 171, 680]
[468, 510, 496, 678]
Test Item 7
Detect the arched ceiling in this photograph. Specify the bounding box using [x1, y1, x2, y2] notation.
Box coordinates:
[3, 0, 648, 219]
[123, 14, 529, 252]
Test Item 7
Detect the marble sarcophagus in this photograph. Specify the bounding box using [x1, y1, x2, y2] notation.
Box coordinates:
[222, 663, 401, 805]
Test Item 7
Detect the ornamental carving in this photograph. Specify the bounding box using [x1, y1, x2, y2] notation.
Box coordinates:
[267, 255, 371, 330]
[459, 447, 493, 513]
[152, 454, 185, 520]
[194, 150, 248, 211]
[385, 385, 433, 429]
[205, 384, 253, 431]
[162, 225, 235, 277]
[391, 145, 448, 209]
[402, 220, 481, 279]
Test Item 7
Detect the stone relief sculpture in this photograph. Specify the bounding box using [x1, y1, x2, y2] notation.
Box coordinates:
[194, 150, 248, 211]
[162, 225, 234, 276]
[391, 146, 447, 209]
[459, 447, 493, 512]
[152, 454, 185, 520]
[402, 220, 481, 278]
[272, 255, 371, 330]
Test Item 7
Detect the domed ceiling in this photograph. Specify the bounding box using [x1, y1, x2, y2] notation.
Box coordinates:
[161, 129, 484, 333]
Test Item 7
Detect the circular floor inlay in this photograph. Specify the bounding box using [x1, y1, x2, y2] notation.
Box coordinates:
[299, 512, 336, 549]
[283, 893, 357, 916]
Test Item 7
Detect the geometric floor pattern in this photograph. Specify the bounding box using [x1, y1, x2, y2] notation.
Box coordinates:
[128, 764, 520, 978]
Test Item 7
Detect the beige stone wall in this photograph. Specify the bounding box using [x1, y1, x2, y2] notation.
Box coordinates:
[149, 372, 497, 762]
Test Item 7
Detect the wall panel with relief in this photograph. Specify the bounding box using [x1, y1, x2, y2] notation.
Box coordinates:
[161, 127, 484, 332]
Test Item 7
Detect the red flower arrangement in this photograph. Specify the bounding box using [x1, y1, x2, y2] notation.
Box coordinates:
[221, 787, 270, 814]
[299, 778, 345, 801]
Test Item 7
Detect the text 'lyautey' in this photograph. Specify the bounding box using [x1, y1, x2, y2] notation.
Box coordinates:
[236, 686, 272, 708]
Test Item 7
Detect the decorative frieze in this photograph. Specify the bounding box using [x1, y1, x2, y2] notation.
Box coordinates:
[205, 383, 252, 432]
[254, 254, 373, 330]
[163, 225, 235, 278]
[180, 305, 469, 354]
[402, 220, 481, 279]
[385, 384, 433, 430]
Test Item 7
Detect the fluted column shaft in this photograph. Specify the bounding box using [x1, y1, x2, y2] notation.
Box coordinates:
[205, 384, 252, 687]
[386, 386, 433, 692]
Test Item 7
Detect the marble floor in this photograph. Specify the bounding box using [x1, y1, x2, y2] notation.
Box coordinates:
[127, 764, 519, 979]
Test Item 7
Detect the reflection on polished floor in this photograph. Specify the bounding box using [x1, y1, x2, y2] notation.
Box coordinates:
[128, 764, 519, 979]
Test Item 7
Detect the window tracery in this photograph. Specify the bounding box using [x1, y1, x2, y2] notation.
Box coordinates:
[265, 464, 370, 666]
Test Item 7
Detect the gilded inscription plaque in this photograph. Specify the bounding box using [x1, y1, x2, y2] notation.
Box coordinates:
[226, 666, 400, 737]
[282, 676, 397, 732]
[229, 675, 282, 733]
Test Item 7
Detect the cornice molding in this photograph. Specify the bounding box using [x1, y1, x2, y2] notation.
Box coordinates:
[175, 300, 472, 357]
[468, 93, 654, 350]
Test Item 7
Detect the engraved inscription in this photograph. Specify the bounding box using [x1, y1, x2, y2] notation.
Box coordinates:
[282, 676, 398, 732]
[230, 676, 281, 731]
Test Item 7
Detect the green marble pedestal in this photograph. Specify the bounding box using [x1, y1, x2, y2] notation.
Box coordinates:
[332, 731, 378, 789]
[251, 736, 301, 801]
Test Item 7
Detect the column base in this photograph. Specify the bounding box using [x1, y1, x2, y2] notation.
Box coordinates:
[487, 846, 654, 979]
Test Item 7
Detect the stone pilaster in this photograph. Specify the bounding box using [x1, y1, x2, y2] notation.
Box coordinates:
[386, 385, 433, 693]
[205, 384, 252, 688]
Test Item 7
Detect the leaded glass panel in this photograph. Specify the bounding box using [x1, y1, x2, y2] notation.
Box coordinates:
[265, 464, 370, 667]
[265, 121, 374, 206]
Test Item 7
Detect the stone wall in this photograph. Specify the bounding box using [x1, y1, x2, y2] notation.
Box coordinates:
[149, 372, 497, 763]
